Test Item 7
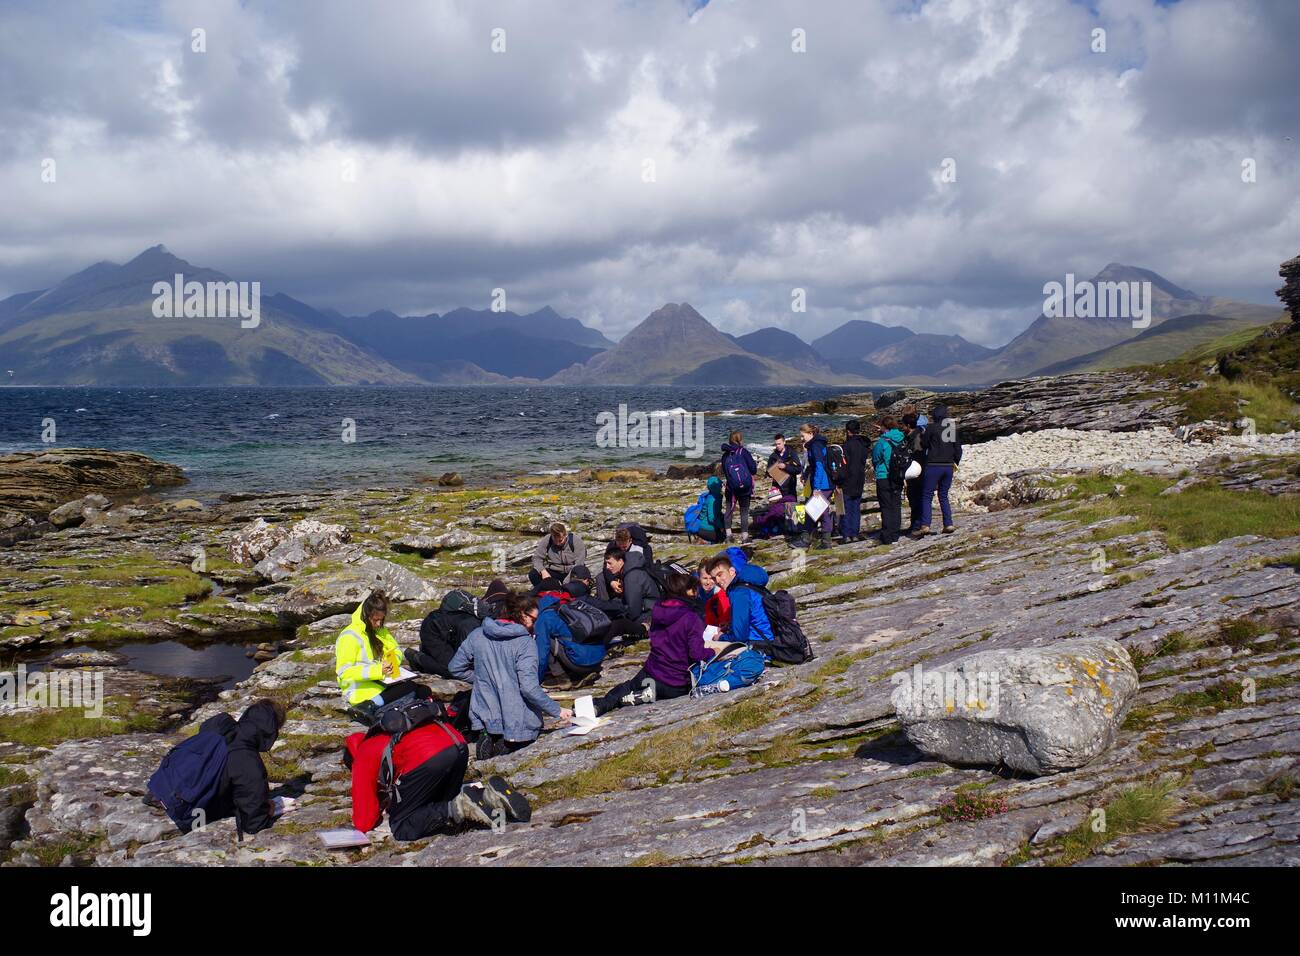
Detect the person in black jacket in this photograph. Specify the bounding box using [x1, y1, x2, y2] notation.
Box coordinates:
[839, 419, 872, 542]
[918, 404, 963, 535]
[902, 412, 927, 533]
[767, 434, 802, 535]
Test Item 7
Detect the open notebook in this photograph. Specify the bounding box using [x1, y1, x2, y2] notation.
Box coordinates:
[566, 694, 607, 735]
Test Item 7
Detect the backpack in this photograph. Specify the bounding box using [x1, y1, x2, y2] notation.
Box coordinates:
[364, 698, 460, 806]
[147, 730, 231, 833]
[885, 436, 911, 490]
[684, 494, 709, 535]
[690, 642, 766, 696]
[645, 560, 690, 593]
[440, 588, 490, 619]
[723, 448, 754, 494]
[827, 444, 846, 485]
[733, 582, 815, 664]
[557, 598, 613, 644]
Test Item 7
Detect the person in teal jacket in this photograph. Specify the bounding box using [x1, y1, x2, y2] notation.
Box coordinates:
[871, 417, 906, 545]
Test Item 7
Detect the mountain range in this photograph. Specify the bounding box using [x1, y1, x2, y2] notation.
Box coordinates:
[0, 247, 1282, 387]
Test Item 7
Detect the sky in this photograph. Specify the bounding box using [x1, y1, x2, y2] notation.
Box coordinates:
[1, 0, 1297, 346]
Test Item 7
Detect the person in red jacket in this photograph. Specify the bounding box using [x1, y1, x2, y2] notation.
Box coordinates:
[697, 561, 731, 630]
[345, 716, 531, 840]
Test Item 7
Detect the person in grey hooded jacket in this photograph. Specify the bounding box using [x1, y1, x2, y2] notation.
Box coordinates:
[449, 591, 572, 759]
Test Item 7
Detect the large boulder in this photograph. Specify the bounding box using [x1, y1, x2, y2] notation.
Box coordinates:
[48, 493, 111, 529]
[276, 551, 440, 623]
[0, 448, 185, 519]
[891, 637, 1138, 775]
[251, 519, 351, 582]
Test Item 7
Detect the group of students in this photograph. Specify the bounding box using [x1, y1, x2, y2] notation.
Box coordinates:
[688, 405, 963, 549]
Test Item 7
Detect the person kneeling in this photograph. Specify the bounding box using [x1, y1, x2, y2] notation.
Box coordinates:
[345, 704, 530, 840]
[594, 571, 710, 716]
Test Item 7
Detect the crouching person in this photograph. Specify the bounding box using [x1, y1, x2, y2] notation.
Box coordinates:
[449, 591, 573, 760]
[594, 572, 710, 716]
[345, 704, 530, 839]
[146, 698, 287, 840]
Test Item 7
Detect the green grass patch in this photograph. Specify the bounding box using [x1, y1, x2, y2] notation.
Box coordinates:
[0, 699, 162, 747]
[1050, 778, 1181, 865]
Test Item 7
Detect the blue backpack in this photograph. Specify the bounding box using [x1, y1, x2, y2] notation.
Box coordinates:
[723, 449, 754, 494]
[690, 642, 766, 696]
[148, 729, 230, 833]
[684, 490, 712, 534]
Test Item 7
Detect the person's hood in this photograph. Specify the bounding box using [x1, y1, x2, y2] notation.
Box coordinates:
[721, 441, 744, 454]
[805, 433, 827, 451]
[707, 475, 722, 494]
[622, 550, 648, 574]
[933, 405, 950, 423]
[724, 546, 749, 570]
[537, 594, 562, 612]
[651, 597, 700, 629]
[349, 603, 367, 629]
[484, 616, 531, 641]
[563, 579, 591, 598]
[734, 561, 769, 588]
[881, 428, 904, 443]
[233, 700, 280, 753]
[199, 712, 238, 745]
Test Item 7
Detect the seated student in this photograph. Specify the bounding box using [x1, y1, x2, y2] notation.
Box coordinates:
[345, 704, 529, 840]
[534, 567, 606, 686]
[529, 522, 587, 592]
[449, 592, 573, 760]
[687, 475, 727, 544]
[336, 591, 431, 721]
[749, 487, 791, 539]
[612, 523, 654, 567]
[703, 553, 774, 646]
[593, 572, 711, 715]
[596, 545, 661, 644]
[697, 560, 732, 630]
[146, 698, 288, 840]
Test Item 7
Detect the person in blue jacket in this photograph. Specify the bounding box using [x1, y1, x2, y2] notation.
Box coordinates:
[871, 416, 906, 545]
[533, 574, 606, 686]
[797, 422, 835, 550]
[703, 553, 774, 646]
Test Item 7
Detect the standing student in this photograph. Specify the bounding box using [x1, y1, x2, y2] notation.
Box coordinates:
[839, 419, 872, 543]
[902, 412, 927, 534]
[872, 416, 906, 545]
[720, 430, 758, 543]
[346, 706, 530, 840]
[449, 592, 573, 759]
[335, 591, 431, 720]
[593, 572, 711, 715]
[767, 433, 802, 535]
[798, 423, 835, 550]
[918, 405, 963, 535]
[529, 522, 587, 592]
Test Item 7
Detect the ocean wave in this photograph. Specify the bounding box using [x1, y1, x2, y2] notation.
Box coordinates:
[650, 407, 691, 418]
[532, 468, 581, 475]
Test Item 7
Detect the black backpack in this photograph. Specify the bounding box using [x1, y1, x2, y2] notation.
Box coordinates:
[557, 598, 613, 644]
[733, 581, 814, 664]
[644, 560, 690, 593]
[827, 444, 846, 485]
[415, 606, 484, 678]
[364, 698, 461, 806]
[885, 437, 912, 490]
[440, 588, 490, 619]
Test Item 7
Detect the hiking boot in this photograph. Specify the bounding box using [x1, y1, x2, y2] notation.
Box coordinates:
[620, 679, 657, 708]
[942, 525, 956, 534]
[450, 785, 496, 828]
[481, 775, 532, 823]
[793, 533, 811, 549]
[916, 526, 931, 536]
[813, 533, 832, 550]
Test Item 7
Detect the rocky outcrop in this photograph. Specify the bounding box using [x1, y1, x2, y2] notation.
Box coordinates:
[892, 638, 1139, 775]
[1278, 253, 1300, 324]
[274, 549, 440, 623]
[0, 448, 185, 519]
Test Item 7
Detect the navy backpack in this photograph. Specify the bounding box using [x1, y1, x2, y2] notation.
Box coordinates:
[147, 729, 230, 833]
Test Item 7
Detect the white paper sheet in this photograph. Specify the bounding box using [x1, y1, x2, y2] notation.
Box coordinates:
[805, 494, 829, 522]
[317, 828, 370, 849]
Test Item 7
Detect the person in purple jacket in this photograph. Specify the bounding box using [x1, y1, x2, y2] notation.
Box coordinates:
[593, 571, 711, 715]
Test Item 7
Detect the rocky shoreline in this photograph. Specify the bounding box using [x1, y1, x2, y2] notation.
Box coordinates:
[2, 407, 1298, 866]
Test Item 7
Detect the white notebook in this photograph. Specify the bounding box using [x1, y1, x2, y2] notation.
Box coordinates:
[317, 828, 370, 849]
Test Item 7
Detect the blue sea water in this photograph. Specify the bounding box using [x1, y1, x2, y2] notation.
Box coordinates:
[0, 385, 865, 495]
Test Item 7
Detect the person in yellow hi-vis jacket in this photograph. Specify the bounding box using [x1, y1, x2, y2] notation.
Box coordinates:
[336, 591, 429, 721]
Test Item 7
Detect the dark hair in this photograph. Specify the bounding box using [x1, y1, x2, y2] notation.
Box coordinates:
[902, 412, 919, 428]
[846, 419, 861, 435]
[703, 554, 734, 574]
[361, 590, 389, 658]
[774, 433, 785, 441]
[604, 545, 626, 562]
[664, 571, 696, 599]
[880, 416, 899, 431]
[613, 527, 632, 547]
[253, 697, 288, 730]
[502, 591, 538, 623]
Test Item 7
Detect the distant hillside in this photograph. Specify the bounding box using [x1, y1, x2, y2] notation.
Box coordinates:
[863, 332, 995, 376]
[734, 327, 840, 379]
[0, 247, 422, 386]
[549, 303, 867, 385]
[1037, 312, 1281, 375]
[933, 264, 1276, 384]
